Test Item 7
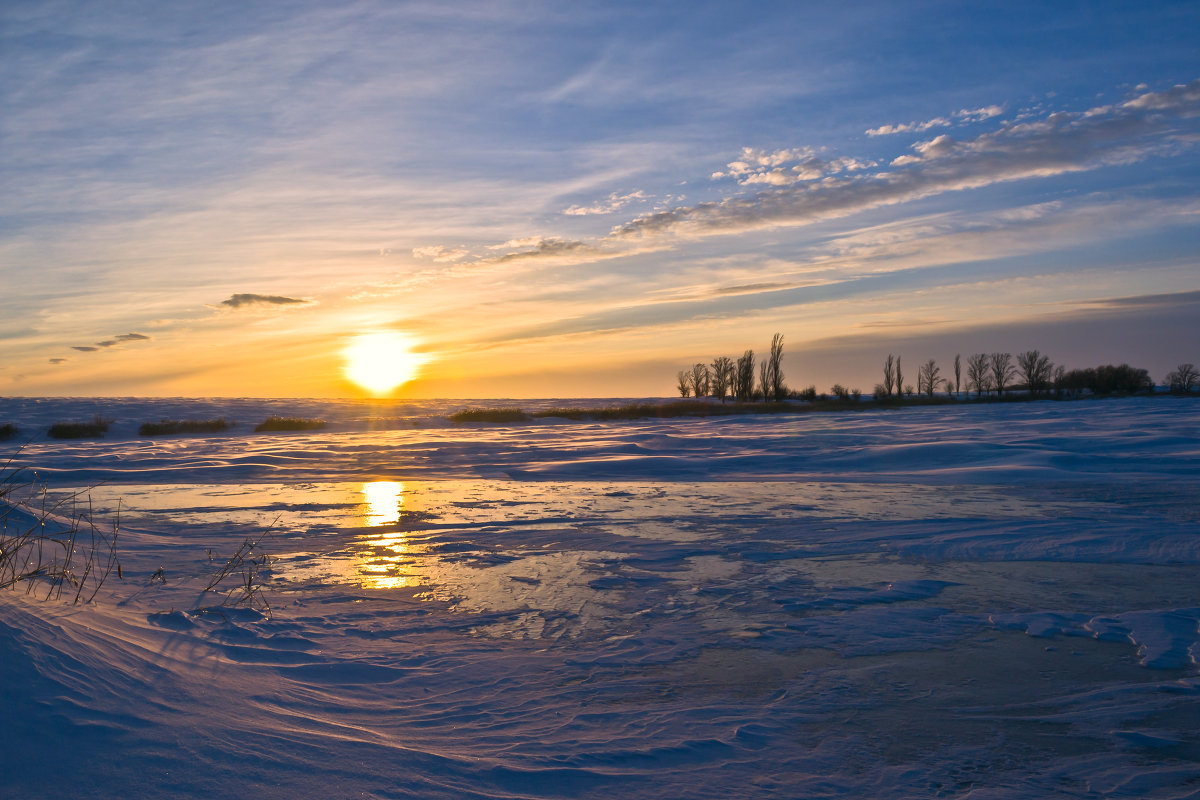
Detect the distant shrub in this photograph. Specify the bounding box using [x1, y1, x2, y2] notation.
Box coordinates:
[1058, 364, 1154, 396]
[1166, 363, 1199, 394]
[253, 416, 327, 432]
[788, 385, 817, 402]
[48, 416, 111, 439]
[0, 423, 17, 440]
[449, 408, 530, 423]
[139, 418, 234, 436]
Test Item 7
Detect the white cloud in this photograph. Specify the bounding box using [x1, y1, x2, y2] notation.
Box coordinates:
[412, 245, 469, 262]
[865, 117, 951, 137]
[955, 105, 1004, 122]
[741, 168, 797, 186]
[563, 190, 648, 216]
[713, 147, 827, 185]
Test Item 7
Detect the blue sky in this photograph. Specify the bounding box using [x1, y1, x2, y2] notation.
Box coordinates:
[2, 0, 1198, 397]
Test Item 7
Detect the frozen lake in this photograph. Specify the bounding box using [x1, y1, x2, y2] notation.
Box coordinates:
[1, 396, 1199, 798]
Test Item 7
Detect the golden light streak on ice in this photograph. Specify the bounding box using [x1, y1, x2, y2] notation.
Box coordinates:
[354, 480, 421, 588]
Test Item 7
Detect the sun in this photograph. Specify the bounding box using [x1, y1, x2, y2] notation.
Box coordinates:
[343, 332, 427, 396]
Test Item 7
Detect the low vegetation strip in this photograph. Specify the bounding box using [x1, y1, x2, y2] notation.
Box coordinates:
[449, 408, 531, 423]
[47, 416, 111, 439]
[139, 418, 234, 436]
[254, 416, 327, 432]
[532, 400, 802, 421]
[451, 401, 810, 424]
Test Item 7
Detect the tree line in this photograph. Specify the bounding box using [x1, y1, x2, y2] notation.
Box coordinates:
[676, 338, 1198, 402]
[676, 333, 788, 402]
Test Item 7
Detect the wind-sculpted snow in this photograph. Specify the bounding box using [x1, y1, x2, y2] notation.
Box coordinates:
[1, 396, 1199, 798]
[2, 395, 1197, 484]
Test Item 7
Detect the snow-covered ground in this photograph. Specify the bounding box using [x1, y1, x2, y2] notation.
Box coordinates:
[1, 396, 1199, 798]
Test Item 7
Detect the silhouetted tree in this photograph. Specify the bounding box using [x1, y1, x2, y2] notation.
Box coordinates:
[967, 353, 990, 398]
[881, 354, 896, 398]
[953, 354, 962, 398]
[767, 333, 786, 401]
[831, 383, 850, 401]
[734, 350, 755, 401]
[690, 362, 710, 398]
[758, 360, 770, 402]
[1166, 363, 1199, 393]
[676, 370, 691, 398]
[1017, 350, 1054, 396]
[918, 359, 941, 398]
[990, 352, 1016, 397]
[896, 357, 904, 398]
[710, 356, 734, 402]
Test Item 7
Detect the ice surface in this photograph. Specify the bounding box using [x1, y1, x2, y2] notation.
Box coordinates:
[1, 396, 1199, 798]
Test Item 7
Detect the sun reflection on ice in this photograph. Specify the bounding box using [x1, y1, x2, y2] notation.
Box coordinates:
[362, 480, 404, 527]
[355, 480, 421, 589]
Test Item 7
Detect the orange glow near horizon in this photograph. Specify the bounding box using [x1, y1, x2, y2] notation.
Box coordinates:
[343, 332, 428, 396]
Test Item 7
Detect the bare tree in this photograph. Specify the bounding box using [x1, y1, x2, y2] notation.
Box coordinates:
[1053, 364, 1066, 397]
[895, 356, 904, 398]
[990, 352, 1016, 397]
[758, 360, 770, 402]
[690, 362, 710, 398]
[918, 359, 941, 398]
[1166, 363, 1199, 393]
[881, 354, 896, 397]
[710, 356, 734, 402]
[676, 370, 691, 398]
[953, 354, 962, 398]
[967, 353, 990, 398]
[767, 333, 786, 401]
[1017, 350, 1054, 397]
[735, 350, 755, 401]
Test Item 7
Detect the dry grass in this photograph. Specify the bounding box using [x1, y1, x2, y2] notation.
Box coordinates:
[0, 463, 121, 604]
[200, 528, 273, 617]
[254, 416, 327, 432]
[449, 408, 530, 423]
[47, 415, 112, 439]
[139, 418, 234, 436]
[0, 423, 17, 441]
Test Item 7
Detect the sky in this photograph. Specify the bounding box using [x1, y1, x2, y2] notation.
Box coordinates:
[2, 0, 1199, 398]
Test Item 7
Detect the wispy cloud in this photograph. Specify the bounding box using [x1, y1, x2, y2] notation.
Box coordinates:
[609, 80, 1200, 243]
[866, 105, 1003, 136]
[563, 190, 648, 216]
[218, 293, 311, 309]
[1071, 289, 1200, 310]
[432, 81, 1198, 276]
[412, 245, 469, 263]
[66, 331, 152, 355]
[866, 117, 952, 137]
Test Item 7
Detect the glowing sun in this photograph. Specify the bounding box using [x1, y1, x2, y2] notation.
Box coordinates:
[343, 332, 427, 395]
